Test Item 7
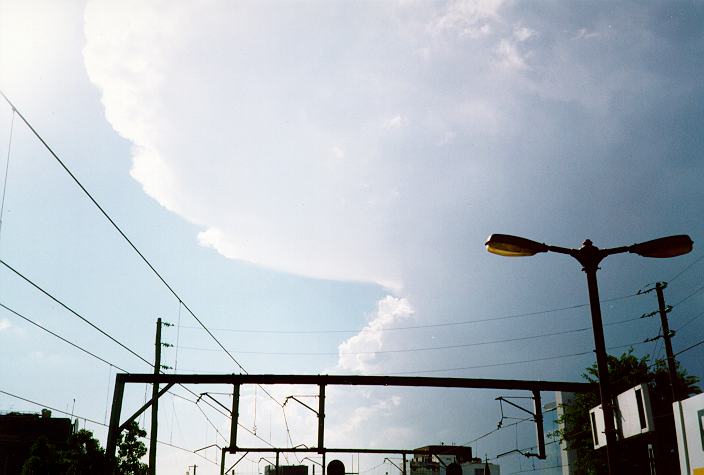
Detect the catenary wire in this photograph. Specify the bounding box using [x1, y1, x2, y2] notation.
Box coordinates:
[671, 281, 704, 308]
[0, 92, 238, 370]
[0, 263, 259, 444]
[0, 301, 127, 371]
[0, 259, 152, 366]
[177, 295, 640, 335]
[0, 388, 217, 465]
[387, 340, 649, 375]
[0, 103, 283, 446]
[675, 338, 704, 357]
[674, 310, 704, 332]
[178, 316, 643, 356]
[0, 91, 283, 409]
[670, 254, 704, 283]
[0, 108, 14, 242]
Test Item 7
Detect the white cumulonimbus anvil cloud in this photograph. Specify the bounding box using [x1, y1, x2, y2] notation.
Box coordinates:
[83, 0, 703, 379]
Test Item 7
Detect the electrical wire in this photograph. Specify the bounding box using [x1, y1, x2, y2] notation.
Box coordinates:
[675, 338, 704, 357]
[671, 281, 704, 308]
[674, 310, 704, 332]
[0, 301, 128, 371]
[387, 340, 649, 375]
[0, 388, 107, 427]
[0, 259, 152, 366]
[0, 92, 238, 371]
[281, 406, 297, 463]
[0, 388, 217, 465]
[0, 294, 234, 447]
[178, 317, 644, 357]
[0, 91, 284, 411]
[0, 265, 251, 448]
[670, 254, 704, 283]
[177, 295, 639, 335]
[0, 107, 14, 243]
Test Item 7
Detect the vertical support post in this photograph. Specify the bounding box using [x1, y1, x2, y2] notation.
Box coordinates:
[221, 448, 227, 475]
[402, 453, 407, 475]
[583, 261, 618, 474]
[107, 373, 126, 467]
[318, 384, 326, 453]
[532, 390, 546, 460]
[322, 452, 326, 475]
[230, 384, 240, 451]
[276, 451, 280, 475]
[656, 282, 678, 402]
[149, 318, 162, 475]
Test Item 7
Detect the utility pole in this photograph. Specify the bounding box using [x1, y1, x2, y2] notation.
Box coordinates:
[150, 318, 162, 475]
[655, 282, 678, 402]
[189, 464, 198, 475]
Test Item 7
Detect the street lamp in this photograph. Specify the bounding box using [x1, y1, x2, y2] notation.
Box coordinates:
[485, 233, 693, 474]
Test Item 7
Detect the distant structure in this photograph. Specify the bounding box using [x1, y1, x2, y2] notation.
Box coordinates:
[0, 409, 73, 474]
[410, 445, 500, 475]
[264, 464, 309, 475]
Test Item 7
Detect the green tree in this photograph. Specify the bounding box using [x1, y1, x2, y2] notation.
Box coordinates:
[116, 421, 148, 475]
[21, 436, 59, 475]
[557, 350, 700, 475]
[62, 429, 110, 474]
[19, 414, 149, 474]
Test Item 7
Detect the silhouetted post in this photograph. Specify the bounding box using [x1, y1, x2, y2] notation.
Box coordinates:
[581, 252, 618, 473]
[656, 282, 678, 401]
[532, 390, 546, 459]
[149, 318, 162, 475]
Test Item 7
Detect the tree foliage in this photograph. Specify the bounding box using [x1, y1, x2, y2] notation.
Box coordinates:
[116, 421, 149, 475]
[20, 418, 148, 474]
[557, 350, 700, 475]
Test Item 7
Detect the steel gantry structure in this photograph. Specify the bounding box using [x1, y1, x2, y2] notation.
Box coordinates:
[107, 373, 595, 475]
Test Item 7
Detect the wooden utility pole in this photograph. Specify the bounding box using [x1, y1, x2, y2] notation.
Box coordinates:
[655, 282, 678, 401]
[150, 318, 162, 474]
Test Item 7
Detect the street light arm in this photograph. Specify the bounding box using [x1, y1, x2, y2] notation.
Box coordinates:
[544, 244, 576, 256]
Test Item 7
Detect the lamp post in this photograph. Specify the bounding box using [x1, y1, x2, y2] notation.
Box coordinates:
[485, 233, 693, 475]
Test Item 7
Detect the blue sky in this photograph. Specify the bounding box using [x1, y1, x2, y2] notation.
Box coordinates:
[1, 1, 703, 474]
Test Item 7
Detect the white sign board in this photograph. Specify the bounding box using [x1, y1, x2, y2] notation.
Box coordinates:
[673, 392, 704, 475]
[589, 383, 654, 449]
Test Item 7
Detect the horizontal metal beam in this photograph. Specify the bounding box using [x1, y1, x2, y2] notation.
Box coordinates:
[118, 373, 593, 393]
[235, 447, 447, 455]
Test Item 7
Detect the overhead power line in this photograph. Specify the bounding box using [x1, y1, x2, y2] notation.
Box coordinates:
[178, 316, 643, 356]
[675, 338, 704, 357]
[178, 299, 641, 336]
[0, 388, 217, 465]
[0, 107, 14, 242]
[672, 281, 704, 308]
[0, 301, 127, 371]
[0, 92, 285, 411]
[675, 310, 704, 332]
[1, 259, 152, 366]
[670, 254, 704, 283]
[0, 263, 250, 440]
[0, 388, 107, 427]
[0, 90, 247, 374]
[181, 327, 593, 356]
[387, 340, 649, 375]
